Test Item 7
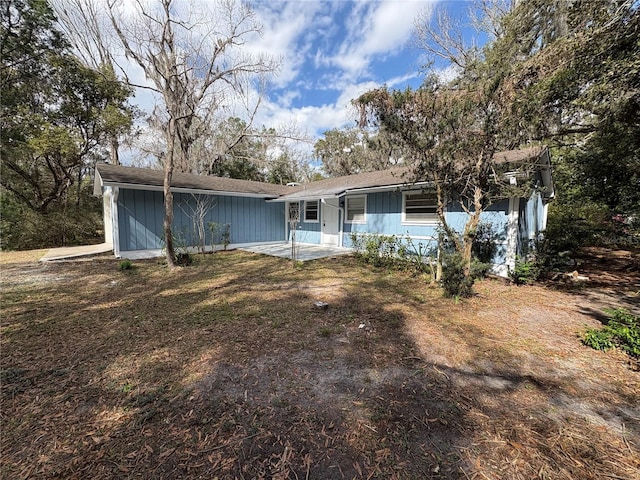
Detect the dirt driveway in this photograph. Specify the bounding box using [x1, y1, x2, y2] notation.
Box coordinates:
[1, 248, 638, 479]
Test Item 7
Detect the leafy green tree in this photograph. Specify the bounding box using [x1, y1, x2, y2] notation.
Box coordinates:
[492, 0, 640, 243]
[355, 79, 521, 286]
[0, 0, 134, 248]
[314, 127, 405, 177]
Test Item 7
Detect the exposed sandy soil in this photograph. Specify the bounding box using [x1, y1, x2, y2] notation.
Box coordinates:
[1, 248, 638, 479]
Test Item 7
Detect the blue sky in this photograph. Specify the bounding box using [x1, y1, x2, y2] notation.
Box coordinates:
[247, 0, 473, 140]
[95, 0, 477, 160]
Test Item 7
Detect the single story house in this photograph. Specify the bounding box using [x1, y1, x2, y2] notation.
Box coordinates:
[94, 146, 553, 276]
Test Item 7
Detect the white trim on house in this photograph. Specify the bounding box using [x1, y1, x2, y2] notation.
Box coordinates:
[505, 197, 520, 271]
[112, 187, 120, 258]
[345, 195, 367, 224]
[401, 190, 439, 225]
[343, 181, 431, 196]
[100, 181, 281, 199]
[267, 194, 340, 203]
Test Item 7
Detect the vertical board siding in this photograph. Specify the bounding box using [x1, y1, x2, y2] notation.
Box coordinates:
[339, 191, 510, 240]
[290, 200, 321, 244]
[118, 189, 286, 251]
[338, 192, 511, 267]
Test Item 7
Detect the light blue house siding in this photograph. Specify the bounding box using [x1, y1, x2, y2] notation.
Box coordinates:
[343, 192, 438, 241]
[117, 189, 286, 251]
[292, 191, 512, 265]
[290, 201, 321, 244]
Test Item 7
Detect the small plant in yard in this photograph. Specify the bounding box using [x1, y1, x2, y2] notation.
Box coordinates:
[582, 308, 640, 359]
[209, 222, 232, 251]
[440, 252, 475, 298]
[118, 258, 133, 271]
[176, 252, 193, 266]
[509, 256, 540, 285]
[318, 326, 332, 337]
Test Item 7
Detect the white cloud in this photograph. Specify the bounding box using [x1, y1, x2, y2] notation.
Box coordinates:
[331, 0, 436, 78]
[59, 0, 440, 161]
[249, 1, 327, 88]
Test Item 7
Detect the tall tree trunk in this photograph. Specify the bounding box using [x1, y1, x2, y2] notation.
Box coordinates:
[164, 118, 177, 268]
[110, 136, 120, 165]
[461, 185, 483, 278]
[76, 166, 82, 210]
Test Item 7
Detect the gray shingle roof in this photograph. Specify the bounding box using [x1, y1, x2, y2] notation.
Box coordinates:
[274, 145, 550, 201]
[95, 163, 296, 197]
[273, 167, 415, 201]
[95, 146, 550, 200]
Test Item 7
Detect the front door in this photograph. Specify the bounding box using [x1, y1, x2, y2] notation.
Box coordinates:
[321, 198, 340, 247]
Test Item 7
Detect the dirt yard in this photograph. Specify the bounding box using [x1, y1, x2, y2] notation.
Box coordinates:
[1, 248, 638, 479]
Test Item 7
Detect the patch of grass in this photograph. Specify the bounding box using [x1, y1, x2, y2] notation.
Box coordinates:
[119, 258, 133, 271]
[583, 308, 639, 358]
[318, 326, 332, 337]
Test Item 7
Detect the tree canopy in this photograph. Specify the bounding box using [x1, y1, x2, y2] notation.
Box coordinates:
[355, 0, 639, 291]
[314, 127, 405, 177]
[1, 0, 134, 249]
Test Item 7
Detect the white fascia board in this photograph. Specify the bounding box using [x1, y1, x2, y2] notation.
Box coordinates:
[93, 169, 104, 196]
[268, 194, 341, 203]
[101, 181, 280, 199]
[344, 181, 432, 195]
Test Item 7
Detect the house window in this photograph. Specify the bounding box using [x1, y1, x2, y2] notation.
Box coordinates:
[304, 200, 319, 222]
[345, 195, 366, 223]
[403, 191, 438, 224]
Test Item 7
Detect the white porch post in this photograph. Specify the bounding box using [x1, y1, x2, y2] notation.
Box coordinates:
[506, 196, 520, 272]
[112, 187, 120, 258]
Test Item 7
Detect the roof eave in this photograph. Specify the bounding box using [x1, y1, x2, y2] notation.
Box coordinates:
[93, 169, 104, 196]
[268, 194, 342, 203]
[344, 181, 432, 195]
[99, 181, 281, 199]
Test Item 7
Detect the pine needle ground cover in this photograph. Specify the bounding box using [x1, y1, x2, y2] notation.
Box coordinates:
[1, 249, 638, 479]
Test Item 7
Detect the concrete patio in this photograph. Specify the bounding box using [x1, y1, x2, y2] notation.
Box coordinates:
[37, 242, 351, 263]
[39, 243, 113, 262]
[241, 243, 352, 262]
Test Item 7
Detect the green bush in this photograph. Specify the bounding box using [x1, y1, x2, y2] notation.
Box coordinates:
[582, 308, 639, 358]
[350, 233, 436, 275]
[118, 259, 133, 271]
[471, 222, 499, 264]
[509, 256, 540, 285]
[176, 252, 193, 266]
[440, 252, 475, 298]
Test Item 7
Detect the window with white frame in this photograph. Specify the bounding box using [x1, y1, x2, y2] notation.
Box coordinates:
[402, 191, 438, 223]
[304, 200, 319, 222]
[345, 195, 366, 223]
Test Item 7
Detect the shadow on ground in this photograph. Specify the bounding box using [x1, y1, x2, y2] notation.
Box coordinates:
[1, 251, 638, 479]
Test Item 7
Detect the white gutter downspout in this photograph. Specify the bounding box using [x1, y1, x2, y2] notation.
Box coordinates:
[338, 204, 344, 248]
[112, 186, 120, 258]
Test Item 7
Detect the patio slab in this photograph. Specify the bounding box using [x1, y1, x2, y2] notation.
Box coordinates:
[240, 243, 352, 261]
[40, 243, 113, 262]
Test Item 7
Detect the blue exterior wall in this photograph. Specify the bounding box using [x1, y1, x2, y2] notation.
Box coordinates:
[290, 191, 513, 264]
[117, 189, 286, 251]
[290, 200, 321, 244]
